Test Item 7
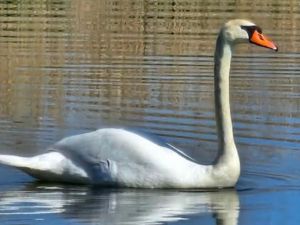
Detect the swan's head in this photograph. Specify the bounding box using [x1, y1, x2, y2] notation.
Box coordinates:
[221, 19, 278, 51]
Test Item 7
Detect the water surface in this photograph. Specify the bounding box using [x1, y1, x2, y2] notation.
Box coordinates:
[0, 0, 300, 224]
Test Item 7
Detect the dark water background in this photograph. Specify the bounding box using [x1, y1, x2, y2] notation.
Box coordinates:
[0, 0, 300, 224]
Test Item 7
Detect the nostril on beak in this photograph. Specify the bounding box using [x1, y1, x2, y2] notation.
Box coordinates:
[258, 34, 264, 41]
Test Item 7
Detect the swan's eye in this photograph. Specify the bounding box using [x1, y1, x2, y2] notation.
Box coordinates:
[256, 26, 263, 34]
[241, 25, 263, 38]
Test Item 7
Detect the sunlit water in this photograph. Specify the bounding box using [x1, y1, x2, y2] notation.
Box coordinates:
[0, 0, 299, 224]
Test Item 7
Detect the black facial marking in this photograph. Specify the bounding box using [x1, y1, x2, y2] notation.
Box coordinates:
[241, 25, 263, 38]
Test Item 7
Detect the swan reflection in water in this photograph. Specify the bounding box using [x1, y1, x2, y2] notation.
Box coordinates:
[0, 184, 239, 225]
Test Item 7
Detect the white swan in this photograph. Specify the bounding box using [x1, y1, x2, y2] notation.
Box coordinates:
[0, 19, 277, 188]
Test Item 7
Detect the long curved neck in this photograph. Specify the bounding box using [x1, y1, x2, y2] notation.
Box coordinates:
[189, 32, 240, 188]
[213, 33, 239, 170]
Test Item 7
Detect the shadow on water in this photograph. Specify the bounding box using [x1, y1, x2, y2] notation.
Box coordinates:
[0, 183, 239, 225]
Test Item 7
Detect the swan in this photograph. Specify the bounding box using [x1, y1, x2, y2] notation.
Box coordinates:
[0, 19, 277, 188]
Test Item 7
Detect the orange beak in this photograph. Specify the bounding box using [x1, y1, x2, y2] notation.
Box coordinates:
[250, 30, 278, 51]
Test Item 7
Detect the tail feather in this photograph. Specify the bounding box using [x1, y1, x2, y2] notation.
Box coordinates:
[0, 154, 30, 169]
[0, 153, 62, 181]
[0, 152, 90, 183]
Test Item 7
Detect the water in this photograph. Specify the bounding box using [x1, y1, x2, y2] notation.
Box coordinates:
[0, 0, 299, 224]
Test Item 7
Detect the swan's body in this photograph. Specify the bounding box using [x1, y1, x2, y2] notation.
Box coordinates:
[0, 19, 277, 188]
